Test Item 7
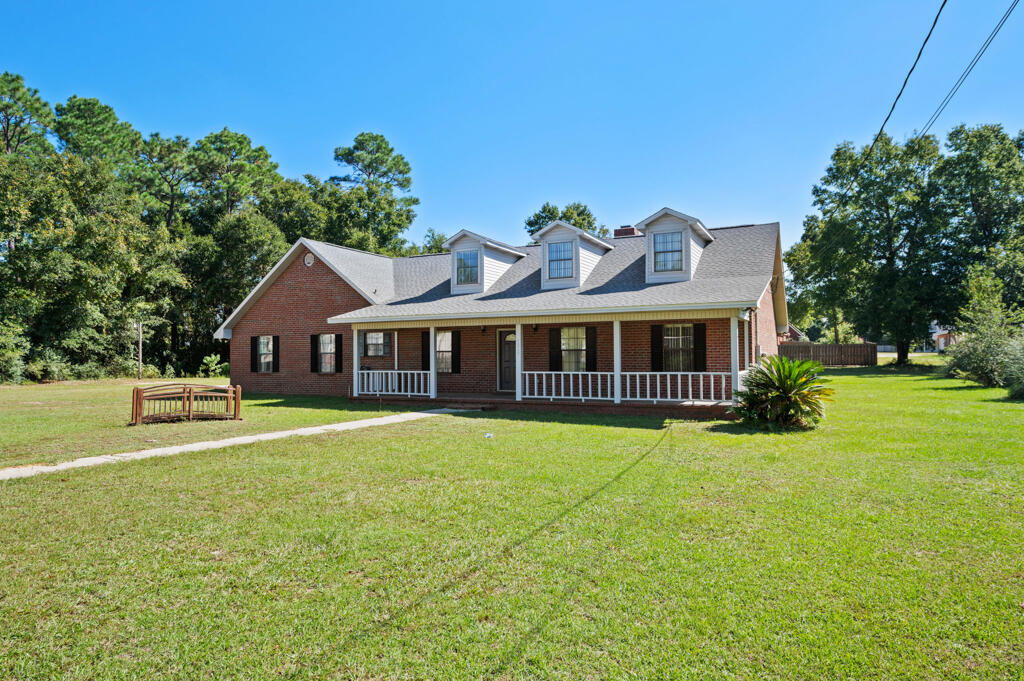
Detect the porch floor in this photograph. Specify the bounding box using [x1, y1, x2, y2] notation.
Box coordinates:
[352, 392, 733, 420]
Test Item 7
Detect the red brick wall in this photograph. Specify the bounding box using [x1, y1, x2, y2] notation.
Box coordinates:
[228, 246, 368, 396]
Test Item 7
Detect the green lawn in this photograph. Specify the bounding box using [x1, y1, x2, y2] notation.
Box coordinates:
[1, 365, 1022, 679]
[0, 378, 401, 468]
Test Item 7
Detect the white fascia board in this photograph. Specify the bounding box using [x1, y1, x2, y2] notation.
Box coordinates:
[211, 237, 378, 340]
[635, 207, 714, 243]
[533, 220, 613, 251]
[442, 229, 524, 257]
[326, 301, 759, 325]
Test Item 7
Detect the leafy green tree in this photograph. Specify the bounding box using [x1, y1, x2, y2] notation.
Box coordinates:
[784, 218, 856, 344]
[178, 209, 287, 368]
[794, 134, 945, 363]
[0, 154, 176, 368]
[332, 132, 412, 190]
[524, 201, 608, 238]
[54, 95, 141, 164]
[189, 128, 280, 224]
[933, 124, 1024, 321]
[945, 266, 1023, 386]
[418, 227, 448, 254]
[258, 176, 329, 243]
[0, 72, 54, 156]
[130, 133, 193, 232]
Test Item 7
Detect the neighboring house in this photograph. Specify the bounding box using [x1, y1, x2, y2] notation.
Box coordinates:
[781, 323, 806, 342]
[214, 208, 788, 408]
[931, 322, 957, 351]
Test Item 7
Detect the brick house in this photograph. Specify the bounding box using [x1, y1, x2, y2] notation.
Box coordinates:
[214, 208, 788, 409]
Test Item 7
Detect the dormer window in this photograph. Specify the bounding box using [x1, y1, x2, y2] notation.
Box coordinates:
[653, 232, 684, 272]
[635, 208, 714, 284]
[547, 241, 573, 279]
[455, 250, 479, 285]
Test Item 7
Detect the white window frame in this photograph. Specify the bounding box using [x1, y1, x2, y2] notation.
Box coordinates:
[560, 327, 586, 372]
[257, 335, 274, 373]
[653, 231, 684, 272]
[663, 324, 694, 371]
[364, 331, 386, 357]
[318, 333, 336, 373]
[455, 250, 479, 285]
[547, 241, 574, 280]
[436, 330, 453, 373]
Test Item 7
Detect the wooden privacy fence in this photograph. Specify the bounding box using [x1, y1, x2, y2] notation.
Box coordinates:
[779, 342, 877, 366]
[131, 383, 241, 425]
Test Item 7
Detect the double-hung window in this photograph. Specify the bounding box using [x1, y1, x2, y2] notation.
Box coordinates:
[257, 335, 274, 373]
[560, 327, 586, 372]
[318, 334, 336, 373]
[456, 250, 479, 285]
[364, 332, 386, 357]
[663, 324, 694, 371]
[653, 232, 684, 272]
[547, 241, 573, 279]
[436, 331, 452, 373]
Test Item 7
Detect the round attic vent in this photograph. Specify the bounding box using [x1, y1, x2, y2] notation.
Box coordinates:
[303, 253, 315, 267]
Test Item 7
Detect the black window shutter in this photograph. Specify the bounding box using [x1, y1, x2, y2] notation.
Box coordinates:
[585, 326, 597, 372]
[383, 332, 392, 356]
[359, 331, 365, 357]
[335, 334, 343, 373]
[651, 325, 664, 372]
[250, 336, 258, 373]
[310, 335, 319, 373]
[548, 328, 562, 371]
[271, 335, 280, 372]
[693, 323, 707, 371]
[421, 330, 430, 370]
[451, 330, 461, 374]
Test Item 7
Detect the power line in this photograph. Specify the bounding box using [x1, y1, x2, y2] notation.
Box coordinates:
[860, 0, 949, 162]
[921, 0, 1019, 135]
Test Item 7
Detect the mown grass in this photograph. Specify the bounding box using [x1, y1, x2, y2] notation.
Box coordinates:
[0, 378, 401, 468]
[1, 365, 1022, 679]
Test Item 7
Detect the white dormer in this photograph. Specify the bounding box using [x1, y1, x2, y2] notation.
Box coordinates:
[635, 208, 714, 284]
[533, 221, 613, 290]
[442, 230, 524, 294]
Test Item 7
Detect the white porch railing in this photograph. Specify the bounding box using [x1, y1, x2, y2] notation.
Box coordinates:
[621, 372, 731, 402]
[522, 371, 614, 401]
[358, 370, 431, 397]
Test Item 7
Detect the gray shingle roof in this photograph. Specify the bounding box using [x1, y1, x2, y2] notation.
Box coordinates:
[328, 222, 780, 322]
[304, 239, 395, 303]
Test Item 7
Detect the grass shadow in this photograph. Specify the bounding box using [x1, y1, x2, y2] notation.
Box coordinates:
[447, 408, 670, 431]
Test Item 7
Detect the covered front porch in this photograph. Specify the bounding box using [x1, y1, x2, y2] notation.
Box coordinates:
[345, 310, 757, 408]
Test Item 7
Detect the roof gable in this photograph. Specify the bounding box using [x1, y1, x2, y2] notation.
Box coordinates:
[213, 238, 382, 339]
[635, 207, 714, 243]
[533, 220, 613, 251]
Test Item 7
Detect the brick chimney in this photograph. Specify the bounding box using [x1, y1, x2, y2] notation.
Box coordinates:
[613, 225, 641, 238]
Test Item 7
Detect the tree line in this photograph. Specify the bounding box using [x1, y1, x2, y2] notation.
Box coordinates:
[786, 125, 1024, 363]
[0, 72, 449, 382]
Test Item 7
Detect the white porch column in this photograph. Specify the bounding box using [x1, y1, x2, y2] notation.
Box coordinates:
[515, 323, 523, 401]
[613, 320, 622, 404]
[730, 316, 739, 403]
[352, 329, 360, 397]
[393, 331, 399, 371]
[744, 318, 750, 368]
[428, 326, 437, 399]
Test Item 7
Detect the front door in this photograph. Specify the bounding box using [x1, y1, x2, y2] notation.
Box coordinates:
[498, 330, 516, 391]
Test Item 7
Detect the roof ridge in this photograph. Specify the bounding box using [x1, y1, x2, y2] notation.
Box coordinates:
[707, 222, 778, 232]
[304, 238, 394, 259]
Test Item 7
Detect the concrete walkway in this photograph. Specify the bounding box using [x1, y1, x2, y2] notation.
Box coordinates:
[0, 409, 463, 481]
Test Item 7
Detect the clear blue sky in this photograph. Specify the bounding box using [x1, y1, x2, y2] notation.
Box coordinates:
[6, 1, 1023, 249]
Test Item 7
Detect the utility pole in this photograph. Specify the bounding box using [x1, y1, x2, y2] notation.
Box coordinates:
[137, 321, 143, 380]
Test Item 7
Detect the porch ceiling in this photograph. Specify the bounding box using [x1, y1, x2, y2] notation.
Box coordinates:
[346, 307, 745, 329]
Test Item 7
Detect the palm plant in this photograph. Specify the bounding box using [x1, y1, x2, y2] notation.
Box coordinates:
[731, 355, 834, 429]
